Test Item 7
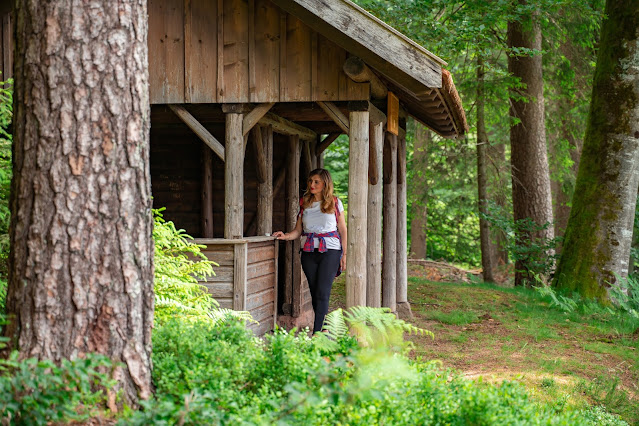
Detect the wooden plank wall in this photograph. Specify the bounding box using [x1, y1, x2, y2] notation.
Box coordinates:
[246, 240, 278, 335]
[198, 243, 235, 309]
[148, 0, 369, 104]
[0, 13, 12, 83]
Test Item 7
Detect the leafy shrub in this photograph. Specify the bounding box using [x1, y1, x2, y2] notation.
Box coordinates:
[609, 274, 639, 319]
[0, 352, 114, 425]
[0, 78, 12, 279]
[482, 201, 561, 282]
[125, 311, 611, 425]
[153, 208, 252, 326]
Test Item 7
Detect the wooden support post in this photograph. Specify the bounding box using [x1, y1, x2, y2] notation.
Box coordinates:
[224, 109, 244, 239]
[310, 139, 318, 169]
[366, 120, 383, 307]
[201, 144, 214, 238]
[382, 132, 397, 312]
[284, 135, 301, 316]
[346, 102, 369, 308]
[396, 133, 412, 319]
[257, 125, 273, 236]
[302, 140, 313, 177]
[252, 125, 267, 184]
[233, 243, 248, 310]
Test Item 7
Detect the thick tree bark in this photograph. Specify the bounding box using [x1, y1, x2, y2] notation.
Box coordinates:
[3, 0, 153, 404]
[409, 122, 428, 259]
[508, 5, 554, 286]
[554, 0, 639, 301]
[477, 56, 495, 282]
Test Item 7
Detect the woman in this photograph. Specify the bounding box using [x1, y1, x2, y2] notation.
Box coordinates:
[273, 168, 347, 333]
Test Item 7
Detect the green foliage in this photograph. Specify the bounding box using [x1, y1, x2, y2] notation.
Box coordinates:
[482, 201, 560, 280]
[0, 78, 12, 279]
[315, 306, 432, 354]
[609, 274, 639, 319]
[0, 352, 114, 425]
[124, 309, 614, 425]
[153, 208, 252, 326]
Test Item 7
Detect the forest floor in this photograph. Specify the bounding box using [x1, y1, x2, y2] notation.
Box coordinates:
[329, 264, 639, 424]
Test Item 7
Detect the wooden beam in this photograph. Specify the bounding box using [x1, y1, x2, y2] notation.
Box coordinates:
[243, 102, 275, 136]
[201, 144, 214, 238]
[169, 104, 225, 161]
[225, 112, 244, 239]
[259, 112, 317, 141]
[316, 132, 341, 156]
[257, 125, 273, 236]
[252, 125, 267, 184]
[382, 132, 397, 312]
[302, 140, 313, 176]
[270, 0, 443, 95]
[346, 107, 369, 308]
[317, 101, 349, 134]
[396, 134, 412, 319]
[368, 101, 386, 126]
[343, 56, 388, 99]
[366, 121, 383, 308]
[284, 135, 301, 316]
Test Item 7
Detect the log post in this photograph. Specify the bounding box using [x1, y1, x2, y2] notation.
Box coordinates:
[366, 120, 384, 307]
[201, 144, 214, 238]
[396, 133, 412, 319]
[382, 132, 397, 312]
[346, 102, 369, 308]
[257, 125, 273, 236]
[223, 105, 245, 239]
[284, 135, 301, 316]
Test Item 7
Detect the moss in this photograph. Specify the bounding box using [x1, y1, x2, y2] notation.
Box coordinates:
[554, 0, 639, 302]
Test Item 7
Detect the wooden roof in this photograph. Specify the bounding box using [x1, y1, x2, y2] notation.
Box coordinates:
[272, 0, 468, 137]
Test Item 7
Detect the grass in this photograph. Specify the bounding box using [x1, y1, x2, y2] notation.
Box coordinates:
[329, 269, 639, 424]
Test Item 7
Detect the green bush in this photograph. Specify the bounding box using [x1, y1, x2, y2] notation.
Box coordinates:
[123, 312, 617, 425]
[0, 352, 114, 425]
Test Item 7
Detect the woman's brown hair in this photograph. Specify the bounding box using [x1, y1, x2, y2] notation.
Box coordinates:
[302, 168, 336, 213]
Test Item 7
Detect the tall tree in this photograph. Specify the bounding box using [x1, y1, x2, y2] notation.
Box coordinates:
[409, 122, 428, 259]
[476, 55, 498, 282]
[3, 0, 153, 404]
[554, 0, 639, 300]
[508, 3, 554, 286]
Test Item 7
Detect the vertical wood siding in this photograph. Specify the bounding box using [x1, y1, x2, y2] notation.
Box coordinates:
[148, 0, 368, 104]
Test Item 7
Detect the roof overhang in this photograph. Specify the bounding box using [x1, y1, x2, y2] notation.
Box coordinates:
[271, 0, 468, 138]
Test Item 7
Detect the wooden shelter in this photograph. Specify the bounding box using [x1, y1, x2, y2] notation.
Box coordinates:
[0, 0, 467, 335]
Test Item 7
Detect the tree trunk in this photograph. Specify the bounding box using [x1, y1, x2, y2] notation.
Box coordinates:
[554, 0, 639, 300]
[477, 56, 495, 282]
[3, 0, 153, 405]
[487, 142, 509, 266]
[508, 5, 554, 286]
[409, 122, 428, 259]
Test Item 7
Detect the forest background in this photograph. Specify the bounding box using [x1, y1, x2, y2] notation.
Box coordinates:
[325, 0, 638, 279]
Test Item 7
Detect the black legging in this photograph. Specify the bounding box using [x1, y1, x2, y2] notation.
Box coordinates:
[301, 249, 342, 333]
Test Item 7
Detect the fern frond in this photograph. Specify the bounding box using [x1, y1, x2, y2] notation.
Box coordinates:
[322, 308, 349, 340]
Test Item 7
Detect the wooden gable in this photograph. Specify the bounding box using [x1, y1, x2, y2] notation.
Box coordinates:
[148, 0, 370, 104]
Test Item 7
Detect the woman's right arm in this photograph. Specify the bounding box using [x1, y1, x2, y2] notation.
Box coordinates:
[273, 217, 303, 241]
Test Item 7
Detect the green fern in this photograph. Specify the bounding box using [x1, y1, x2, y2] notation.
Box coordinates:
[316, 306, 433, 353]
[153, 208, 254, 326]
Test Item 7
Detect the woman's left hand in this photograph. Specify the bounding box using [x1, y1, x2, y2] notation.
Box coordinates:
[340, 253, 347, 271]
